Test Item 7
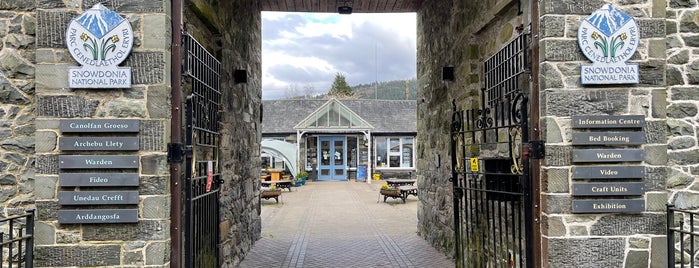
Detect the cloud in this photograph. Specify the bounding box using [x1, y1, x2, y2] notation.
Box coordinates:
[262, 12, 416, 99]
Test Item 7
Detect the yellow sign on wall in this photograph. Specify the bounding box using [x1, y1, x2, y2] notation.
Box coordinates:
[470, 158, 479, 172]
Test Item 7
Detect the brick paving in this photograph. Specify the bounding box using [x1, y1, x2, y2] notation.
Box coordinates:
[237, 181, 455, 268]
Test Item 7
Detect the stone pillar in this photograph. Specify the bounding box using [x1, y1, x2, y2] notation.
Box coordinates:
[416, 0, 531, 258]
[31, 2, 172, 267]
[184, 0, 263, 266]
[539, 0, 668, 266]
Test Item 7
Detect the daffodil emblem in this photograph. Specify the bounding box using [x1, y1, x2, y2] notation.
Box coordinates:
[79, 33, 120, 61]
[592, 31, 627, 58]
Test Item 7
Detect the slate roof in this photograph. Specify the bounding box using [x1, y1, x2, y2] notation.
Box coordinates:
[262, 99, 417, 134]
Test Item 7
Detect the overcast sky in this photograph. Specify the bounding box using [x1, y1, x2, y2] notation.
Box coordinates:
[262, 12, 417, 99]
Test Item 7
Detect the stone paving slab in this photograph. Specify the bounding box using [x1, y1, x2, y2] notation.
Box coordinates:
[237, 181, 454, 268]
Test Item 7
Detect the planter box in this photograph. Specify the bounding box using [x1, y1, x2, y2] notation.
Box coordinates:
[261, 189, 282, 203]
[380, 189, 401, 197]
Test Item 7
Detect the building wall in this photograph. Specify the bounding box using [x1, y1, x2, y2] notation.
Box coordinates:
[539, 0, 668, 266]
[31, 1, 173, 266]
[416, 0, 529, 257]
[0, 0, 37, 227]
[207, 1, 264, 266]
[0, 0, 262, 267]
[665, 0, 699, 266]
[417, 0, 697, 266]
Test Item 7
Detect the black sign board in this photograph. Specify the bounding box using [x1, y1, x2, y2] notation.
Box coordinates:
[572, 115, 644, 129]
[572, 182, 645, 196]
[59, 155, 138, 169]
[59, 137, 139, 151]
[59, 190, 139, 205]
[572, 131, 646, 146]
[572, 166, 645, 179]
[59, 173, 139, 187]
[572, 149, 643, 163]
[60, 119, 139, 133]
[58, 209, 138, 224]
[572, 199, 645, 213]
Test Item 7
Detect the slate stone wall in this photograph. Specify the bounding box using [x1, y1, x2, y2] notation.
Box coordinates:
[417, 0, 695, 266]
[539, 0, 670, 266]
[184, 0, 263, 267]
[1, 0, 261, 266]
[0, 0, 37, 222]
[666, 0, 699, 266]
[29, 1, 173, 267]
[416, 0, 530, 258]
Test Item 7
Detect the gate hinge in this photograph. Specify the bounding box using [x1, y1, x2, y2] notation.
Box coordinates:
[528, 140, 545, 159]
[167, 143, 192, 163]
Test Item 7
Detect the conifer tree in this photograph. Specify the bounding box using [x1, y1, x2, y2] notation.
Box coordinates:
[328, 72, 353, 97]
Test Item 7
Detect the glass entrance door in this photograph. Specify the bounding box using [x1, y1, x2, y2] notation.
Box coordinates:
[318, 136, 346, 181]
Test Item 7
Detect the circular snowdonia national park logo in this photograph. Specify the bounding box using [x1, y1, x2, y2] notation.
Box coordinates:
[578, 4, 639, 64]
[66, 3, 133, 68]
[577, 4, 639, 85]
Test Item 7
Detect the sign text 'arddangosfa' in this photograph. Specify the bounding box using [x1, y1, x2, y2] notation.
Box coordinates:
[572, 199, 645, 213]
[60, 137, 139, 151]
[66, 3, 133, 88]
[578, 4, 639, 85]
[59, 155, 138, 169]
[572, 115, 645, 129]
[58, 209, 138, 224]
[59, 190, 139, 205]
[60, 119, 139, 133]
[572, 166, 645, 179]
[59, 173, 139, 187]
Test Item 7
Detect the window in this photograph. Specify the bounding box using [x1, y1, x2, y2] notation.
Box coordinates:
[374, 137, 414, 169]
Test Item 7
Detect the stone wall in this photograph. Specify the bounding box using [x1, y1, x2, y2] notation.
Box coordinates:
[417, 0, 696, 266]
[31, 1, 172, 267]
[667, 0, 699, 207]
[416, 0, 529, 257]
[0, 0, 261, 266]
[0, 0, 36, 218]
[539, 0, 670, 267]
[184, 0, 263, 267]
[666, 0, 699, 266]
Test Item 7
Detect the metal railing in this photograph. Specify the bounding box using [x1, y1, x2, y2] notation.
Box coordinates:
[668, 204, 699, 268]
[1, 210, 34, 268]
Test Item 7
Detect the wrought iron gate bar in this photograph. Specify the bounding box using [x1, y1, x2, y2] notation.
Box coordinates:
[183, 32, 221, 268]
[452, 33, 532, 268]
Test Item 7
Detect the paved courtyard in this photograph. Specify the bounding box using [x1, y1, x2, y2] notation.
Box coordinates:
[237, 180, 455, 268]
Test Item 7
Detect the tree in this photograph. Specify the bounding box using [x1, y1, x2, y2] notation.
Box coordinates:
[328, 72, 353, 98]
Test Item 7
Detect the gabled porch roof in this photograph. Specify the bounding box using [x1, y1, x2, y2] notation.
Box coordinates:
[294, 99, 374, 132]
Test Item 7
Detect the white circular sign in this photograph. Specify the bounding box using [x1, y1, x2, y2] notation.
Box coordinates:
[578, 4, 639, 64]
[66, 4, 133, 68]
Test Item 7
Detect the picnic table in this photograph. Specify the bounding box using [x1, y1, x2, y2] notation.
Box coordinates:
[380, 179, 418, 203]
[261, 180, 293, 191]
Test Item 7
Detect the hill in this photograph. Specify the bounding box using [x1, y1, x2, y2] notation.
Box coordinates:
[351, 78, 417, 100]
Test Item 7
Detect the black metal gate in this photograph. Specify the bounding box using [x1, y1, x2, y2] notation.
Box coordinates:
[450, 33, 535, 267]
[183, 32, 222, 268]
[1, 210, 34, 268]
